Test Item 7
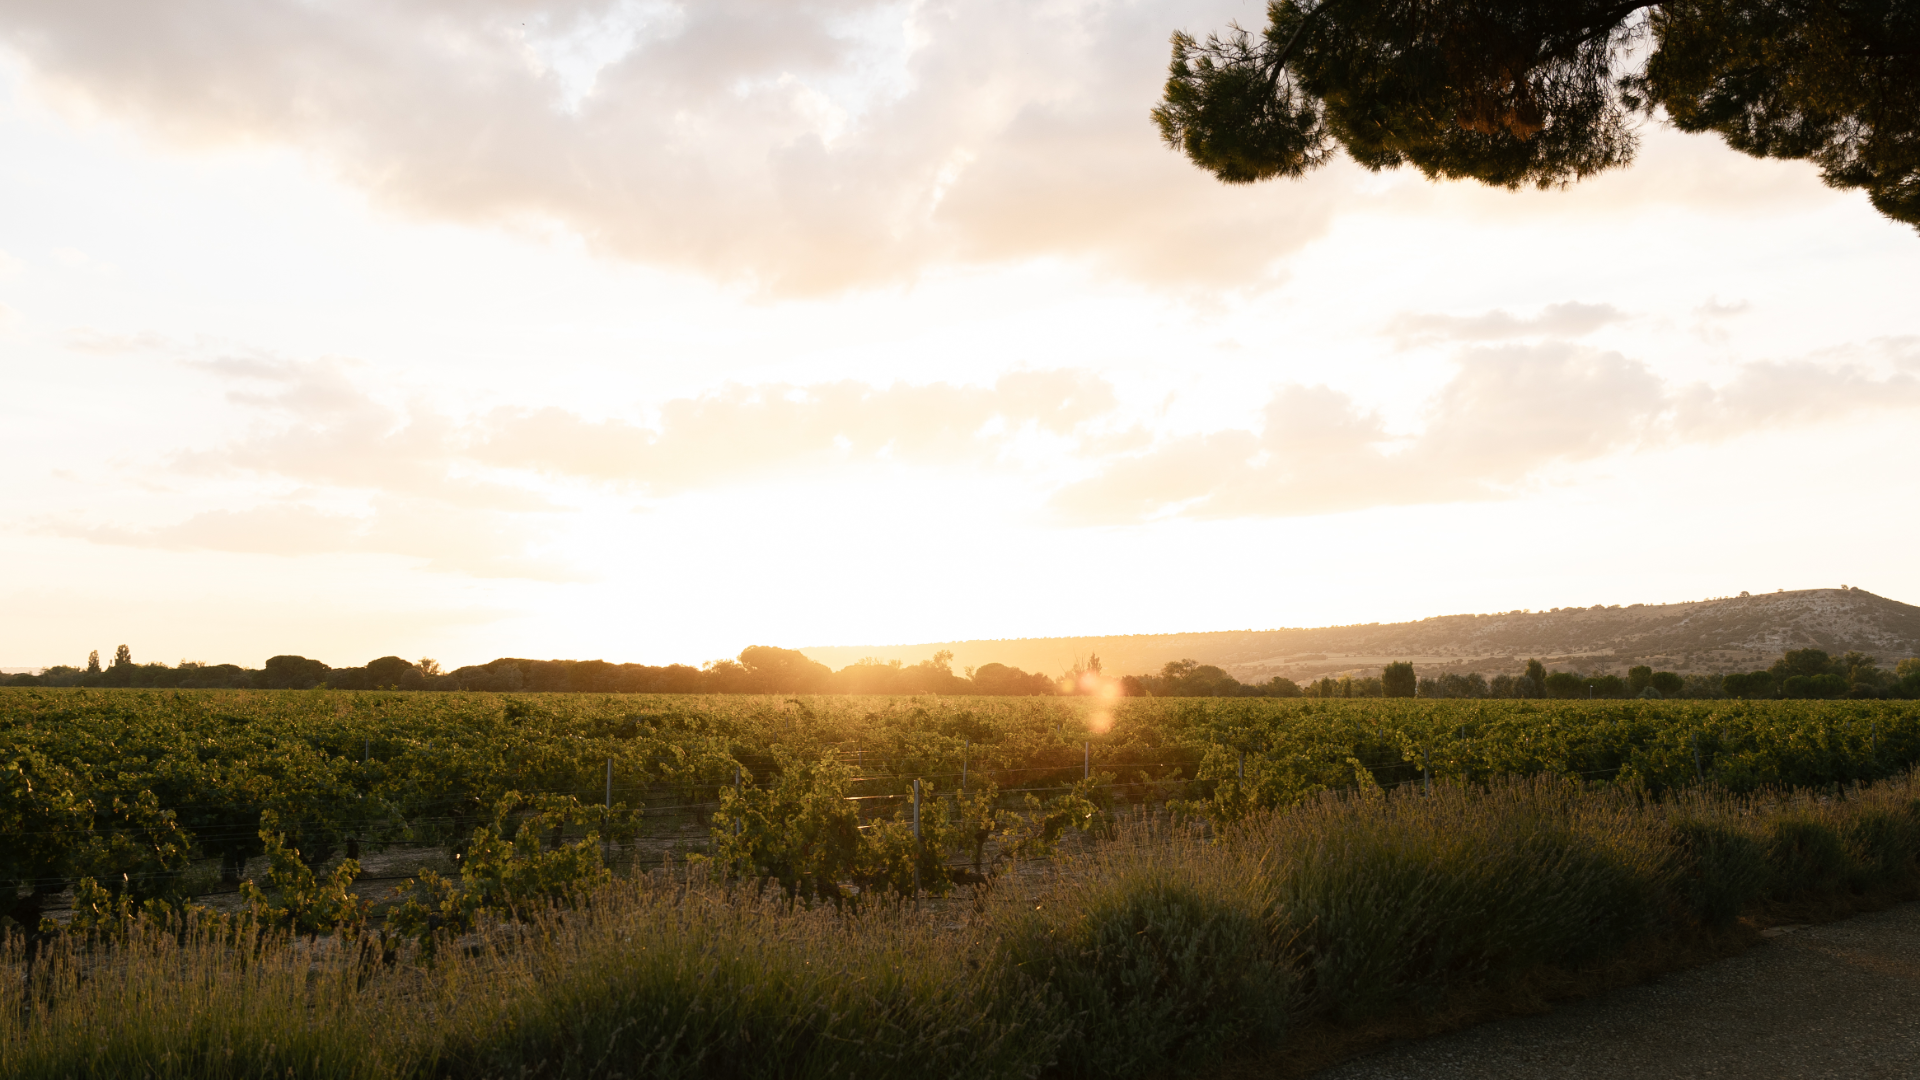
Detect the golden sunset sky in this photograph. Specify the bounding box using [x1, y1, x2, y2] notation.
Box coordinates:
[2, 0, 1916, 670]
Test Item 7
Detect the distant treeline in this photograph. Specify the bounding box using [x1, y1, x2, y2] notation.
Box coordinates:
[5, 645, 1062, 696]
[1095, 649, 1920, 701]
[1286, 650, 1920, 702]
[13, 645, 1919, 701]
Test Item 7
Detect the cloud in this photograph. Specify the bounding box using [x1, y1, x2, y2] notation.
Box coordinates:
[1694, 297, 1751, 318]
[186, 359, 1121, 497]
[178, 357, 552, 510]
[1416, 344, 1664, 478]
[64, 504, 362, 556]
[1668, 360, 1920, 441]
[1383, 302, 1627, 345]
[57, 345, 1920, 556]
[64, 328, 178, 354]
[60, 358, 1127, 576]
[472, 369, 1120, 490]
[1049, 344, 1919, 524]
[0, 0, 1344, 293]
[1050, 347, 1648, 523]
[54, 499, 583, 576]
[50, 500, 585, 580]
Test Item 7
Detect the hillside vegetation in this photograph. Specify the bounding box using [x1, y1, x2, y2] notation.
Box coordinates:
[18, 589, 1919, 701]
[803, 587, 1920, 684]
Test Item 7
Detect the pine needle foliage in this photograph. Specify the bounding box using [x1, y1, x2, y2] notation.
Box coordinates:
[1154, 0, 1920, 229]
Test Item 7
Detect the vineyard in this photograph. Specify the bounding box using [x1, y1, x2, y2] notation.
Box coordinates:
[5, 687, 1920, 931]
[12, 687, 1920, 1078]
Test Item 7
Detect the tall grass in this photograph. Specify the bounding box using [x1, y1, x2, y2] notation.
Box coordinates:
[0, 920, 419, 1079]
[994, 820, 1292, 1078]
[1249, 779, 1670, 1021]
[434, 886, 1063, 1080]
[8, 773, 1920, 1079]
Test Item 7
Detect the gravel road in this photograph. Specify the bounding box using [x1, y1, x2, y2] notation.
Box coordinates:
[1314, 903, 1920, 1079]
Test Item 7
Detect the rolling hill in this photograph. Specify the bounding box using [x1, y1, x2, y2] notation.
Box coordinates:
[800, 588, 1920, 684]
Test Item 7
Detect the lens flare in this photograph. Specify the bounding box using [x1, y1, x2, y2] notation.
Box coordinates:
[1078, 669, 1121, 733]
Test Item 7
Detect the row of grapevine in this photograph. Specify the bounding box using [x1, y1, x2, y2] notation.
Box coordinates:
[6, 687, 1919, 930]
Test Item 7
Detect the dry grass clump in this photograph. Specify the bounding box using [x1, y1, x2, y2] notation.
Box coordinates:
[433, 882, 1063, 1080]
[8, 774, 1920, 1080]
[1248, 777, 1669, 1023]
[993, 820, 1292, 1078]
[0, 919, 420, 1080]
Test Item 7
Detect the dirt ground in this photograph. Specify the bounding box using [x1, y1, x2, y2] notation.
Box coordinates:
[1311, 902, 1920, 1079]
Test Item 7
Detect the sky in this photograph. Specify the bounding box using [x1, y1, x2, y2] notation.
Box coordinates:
[1, 0, 1917, 672]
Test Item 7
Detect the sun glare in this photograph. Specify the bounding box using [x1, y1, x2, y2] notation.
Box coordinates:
[1078, 669, 1122, 733]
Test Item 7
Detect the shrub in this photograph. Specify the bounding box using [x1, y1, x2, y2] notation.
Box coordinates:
[1249, 778, 1662, 1021]
[1664, 818, 1767, 926]
[1, 918, 406, 1080]
[1723, 671, 1775, 698]
[15, 771, 1920, 1080]
[1543, 671, 1586, 698]
[1841, 803, 1920, 890]
[1782, 674, 1849, 699]
[1764, 815, 1852, 899]
[438, 883, 1062, 1080]
[996, 830, 1289, 1077]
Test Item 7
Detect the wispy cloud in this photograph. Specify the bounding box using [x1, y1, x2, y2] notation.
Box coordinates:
[474, 369, 1119, 490]
[1694, 297, 1752, 318]
[1382, 302, 1627, 346]
[55, 335, 1920, 566]
[1049, 342, 1920, 524]
[1667, 359, 1920, 441]
[56, 359, 1128, 575]
[45, 500, 584, 579]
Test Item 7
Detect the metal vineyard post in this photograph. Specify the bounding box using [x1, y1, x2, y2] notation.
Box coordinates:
[912, 777, 922, 908]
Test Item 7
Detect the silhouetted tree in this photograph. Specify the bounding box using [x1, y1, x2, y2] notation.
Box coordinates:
[971, 663, 1056, 696]
[1583, 674, 1628, 698]
[359, 655, 418, 689]
[738, 645, 834, 693]
[1262, 675, 1306, 697]
[1899, 658, 1920, 697]
[1162, 660, 1242, 697]
[1723, 670, 1776, 698]
[1772, 648, 1837, 679]
[1782, 672, 1849, 699]
[260, 655, 329, 690]
[1543, 670, 1586, 698]
[1382, 661, 1416, 698]
[1153, 0, 1920, 230]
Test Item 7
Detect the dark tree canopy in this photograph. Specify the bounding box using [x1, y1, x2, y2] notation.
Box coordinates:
[1153, 0, 1920, 229]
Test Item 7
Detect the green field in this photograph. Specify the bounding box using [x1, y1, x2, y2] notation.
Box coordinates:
[10, 687, 1920, 1078]
[5, 688, 1919, 926]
